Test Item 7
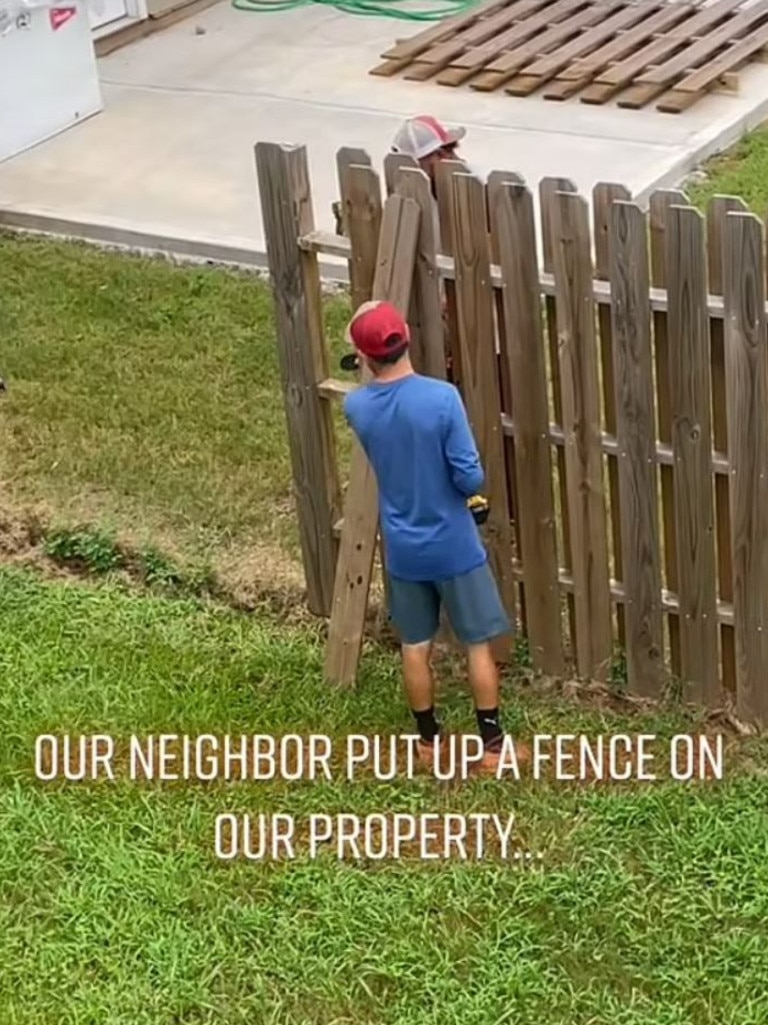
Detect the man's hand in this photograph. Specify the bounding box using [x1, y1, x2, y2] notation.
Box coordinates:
[467, 495, 489, 525]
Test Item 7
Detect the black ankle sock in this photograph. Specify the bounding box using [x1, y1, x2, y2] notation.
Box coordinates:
[413, 707, 439, 743]
[476, 707, 503, 747]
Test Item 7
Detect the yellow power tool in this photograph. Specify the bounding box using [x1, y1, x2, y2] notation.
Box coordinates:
[467, 494, 489, 525]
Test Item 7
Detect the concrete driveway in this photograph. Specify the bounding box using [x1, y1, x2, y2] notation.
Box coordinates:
[2, 0, 768, 264]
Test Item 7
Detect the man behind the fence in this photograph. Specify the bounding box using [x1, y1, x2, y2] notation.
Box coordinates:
[342, 299, 512, 774]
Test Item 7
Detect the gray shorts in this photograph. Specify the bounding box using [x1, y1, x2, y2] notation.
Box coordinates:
[387, 560, 512, 646]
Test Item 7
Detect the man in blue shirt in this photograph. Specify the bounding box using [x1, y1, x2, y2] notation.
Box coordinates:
[343, 300, 512, 773]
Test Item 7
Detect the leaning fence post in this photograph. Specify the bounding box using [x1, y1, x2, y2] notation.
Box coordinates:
[255, 141, 342, 617]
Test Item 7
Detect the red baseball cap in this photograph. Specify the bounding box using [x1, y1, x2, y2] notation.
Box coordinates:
[346, 301, 410, 360]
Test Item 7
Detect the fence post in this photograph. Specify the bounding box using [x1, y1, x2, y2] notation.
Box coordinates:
[255, 142, 341, 616]
[722, 211, 768, 724]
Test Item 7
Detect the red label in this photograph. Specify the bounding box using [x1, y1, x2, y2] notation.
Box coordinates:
[50, 6, 76, 29]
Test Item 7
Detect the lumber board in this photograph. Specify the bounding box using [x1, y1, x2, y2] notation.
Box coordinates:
[379, 0, 513, 61]
[664, 204, 719, 703]
[324, 195, 420, 686]
[722, 211, 768, 724]
[608, 201, 664, 697]
[649, 189, 687, 680]
[372, 0, 768, 112]
[450, 173, 516, 661]
[550, 189, 612, 681]
[593, 182, 631, 650]
[637, 0, 768, 85]
[657, 21, 768, 111]
[707, 195, 745, 697]
[341, 164, 382, 311]
[472, 0, 613, 91]
[491, 181, 564, 676]
[540, 176, 578, 661]
[255, 142, 341, 617]
[396, 166, 447, 380]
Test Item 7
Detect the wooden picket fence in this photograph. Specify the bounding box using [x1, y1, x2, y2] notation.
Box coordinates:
[255, 140, 768, 727]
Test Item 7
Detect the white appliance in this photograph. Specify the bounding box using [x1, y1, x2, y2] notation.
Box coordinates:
[0, 0, 103, 164]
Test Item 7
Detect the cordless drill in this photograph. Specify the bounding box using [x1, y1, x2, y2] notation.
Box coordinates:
[467, 494, 489, 525]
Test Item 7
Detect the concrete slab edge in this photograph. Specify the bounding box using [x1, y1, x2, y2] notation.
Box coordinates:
[3, 90, 768, 282]
[634, 95, 768, 208]
[0, 208, 351, 286]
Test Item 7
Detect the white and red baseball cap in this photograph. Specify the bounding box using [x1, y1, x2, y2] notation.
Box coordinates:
[391, 114, 466, 161]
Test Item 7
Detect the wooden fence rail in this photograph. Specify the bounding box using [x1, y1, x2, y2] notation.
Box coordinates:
[256, 140, 768, 726]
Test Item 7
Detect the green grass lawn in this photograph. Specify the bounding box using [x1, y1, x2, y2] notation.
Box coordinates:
[0, 233, 352, 596]
[3, 134, 768, 1023]
[685, 123, 768, 213]
[2, 566, 768, 1025]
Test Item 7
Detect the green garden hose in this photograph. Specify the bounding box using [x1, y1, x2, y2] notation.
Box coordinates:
[232, 0, 479, 20]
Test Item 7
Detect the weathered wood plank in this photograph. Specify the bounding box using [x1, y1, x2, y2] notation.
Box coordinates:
[722, 211, 768, 724]
[255, 142, 342, 617]
[540, 176, 578, 660]
[384, 153, 418, 197]
[492, 181, 564, 676]
[609, 201, 664, 697]
[593, 181, 631, 649]
[435, 158, 469, 389]
[324, 194, 421, 686]
[335, 147, 372, 239]
[451, 172, 516, 661]
[665, 204, 720, 703]
[649, 189, 687, 680]
[395, 165, 446, 379]
[551, 189, 612, 681]
[707, 195, 745, 697]
[341, 164, 382, 311]
[487, 169, 526, 636]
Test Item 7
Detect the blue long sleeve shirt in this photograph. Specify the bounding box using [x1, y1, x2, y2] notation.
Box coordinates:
[343, 373, 488, 582]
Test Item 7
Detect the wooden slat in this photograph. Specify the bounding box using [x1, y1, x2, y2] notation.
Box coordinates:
[665, 204, 719, 704]
[558, 1, 697, 80]
[335, 147, 371, 240]
[609, 201, 664, 696]
[593, 182, 631, 649]
[540, 176, 578, 661]
[302, 226, 768, 324]
[487, 170, 526, 635]
[638, 0, 768, 85]
[255, 142, 341, 617]
[396, 166, 447, 380]
[722, 211, 768, 724]
[435, 0, 577, 85]
[492, 181, 564, 676]
[384, 153, 417, 197]
[526, 0, 662, 78]
[580, 0, 744, 103]
[380, 0, 513, 61]
[649, 189, 686, 681]
[336, 161, 390, 639]
[707, 196, 744, 697]
[657, 21, 768, 112]
[324, 194, 420, 686]
[551, 189, 613, 681]
[341, 164, 382, 312]
[334, 504, 737, 626]
[435, 158, 468, 388]
[420, 0, 550, 65]
[472, 0, 613, 92]
[451, 172, 516, 661]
